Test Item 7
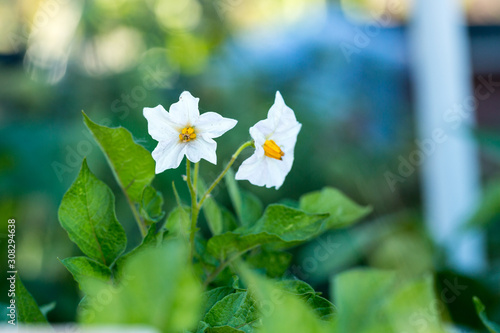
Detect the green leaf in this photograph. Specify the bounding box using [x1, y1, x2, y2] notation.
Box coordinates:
[473, 296, 500, 333]
[196, 321, 245, 333]
[139, 185, 165, 225]
[198, 178, 236, 235]
[240, 191, 264, 227]
[221, 208, 239, 232]
[58, 159, 127, 265]
[16, 275, 49, 324]
[247, 249, 292, 278]
[468, 180, 500, 228]
[61, 257, 112, 294]
[83, 111, 155, 203]
[299, 187, 371, 230]
[165, 206, 191, 237]
[203, 191, 224, 236]
[334, 269, 395, 333]
[225, 168, 243, 220]
[81, 240, 202, 332]
[244, 204, 328, 241]
[195, 235, 220, 268]
[113, 225, 162, 281]
[225, 168, 263, 227]
[207, 326, 246, 332]
[207, 204, 328, 260]
[305, 295, 335, 321]
[204, 291, 259, 332]
[334, 269, 445, 333]
[276, 280, 335, 321]
[276, 280, 316, 295]
[203, 287, 236, 317]
[239, 265, 329, 333]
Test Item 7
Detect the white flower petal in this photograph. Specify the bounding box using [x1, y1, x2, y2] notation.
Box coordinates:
[268, 91, 298, 129]
[144, 91, 234, 173]
[143, 105, 179, 141]
[169, 91, 200, 126]
[194, 112, 237, 138]
[249, 120, 271, 146]
[185, 136, 217, 165]
[270, 122, 302, 152]
[152, 140, 186, 173]
[262, 158, 287, 189]
[235, 147, 267, 185]
[236, 92, 301, 189]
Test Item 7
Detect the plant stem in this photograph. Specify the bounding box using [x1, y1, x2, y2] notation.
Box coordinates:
[203, 246, 256, 288]
[203, 260, 230, 288]
[187, 141, 253, 262]
[193, 162, 199, 193]
[198, 140, 253, 209]
[186, 160, 199, 261]
[172, 181, 183, 209]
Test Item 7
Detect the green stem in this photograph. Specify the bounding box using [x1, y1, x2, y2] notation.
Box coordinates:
[172, 181, 183, 209]
[186, 160, 198, 261]
[203, 245, 257, 288]
[193, 162, 199, 193]
[198, 140, 253, 209]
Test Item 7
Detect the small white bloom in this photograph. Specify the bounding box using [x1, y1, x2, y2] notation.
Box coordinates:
[235, 91, 302, 189]
[144, 91, 237, 173]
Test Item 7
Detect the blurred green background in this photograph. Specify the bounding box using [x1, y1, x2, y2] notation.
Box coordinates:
[1, 0, 500, 330]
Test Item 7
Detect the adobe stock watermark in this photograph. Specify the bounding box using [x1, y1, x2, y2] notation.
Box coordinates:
[51, 63, 172, 183]
[340, 0, 404, 63]
[408, 277, 468, 332]
[288, 234, 341, 280]
[385, 74, 500, 192]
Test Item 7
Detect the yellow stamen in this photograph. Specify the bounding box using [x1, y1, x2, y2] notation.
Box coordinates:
[263, 140, 284, 160]
[180, 127, 196, 142]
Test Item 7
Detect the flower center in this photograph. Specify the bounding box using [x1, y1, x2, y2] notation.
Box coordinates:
[263, 140, 284, 160]
[179, 127, 196, 143]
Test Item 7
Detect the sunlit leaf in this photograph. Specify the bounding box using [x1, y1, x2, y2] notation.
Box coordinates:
[83, 111, 155, 203]
[334, 269, 445, 333]
[113, 225, 162, 281]
[207, 205, 328, 260]
[204, 291, 259, 332]
[61, 256, 112, 294]
[239, 265, 330, 333]
[299, 187, 371, 230]
[81, 240, 202, 332]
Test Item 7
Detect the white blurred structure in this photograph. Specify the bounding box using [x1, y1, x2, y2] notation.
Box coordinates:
[410, 0, 486, 273]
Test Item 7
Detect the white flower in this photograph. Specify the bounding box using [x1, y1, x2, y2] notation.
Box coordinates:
[144, 91, 237, 173]
[235, 91, 301, 189]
